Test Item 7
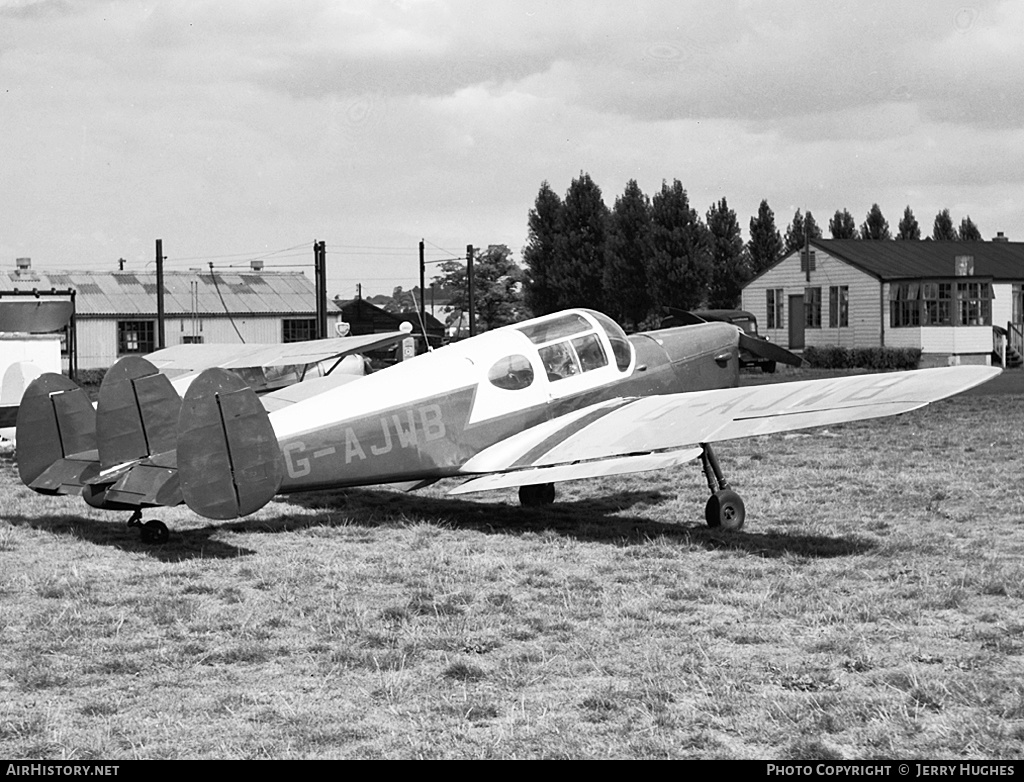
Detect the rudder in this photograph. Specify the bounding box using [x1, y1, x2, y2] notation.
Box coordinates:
[177, 368, 283, 520]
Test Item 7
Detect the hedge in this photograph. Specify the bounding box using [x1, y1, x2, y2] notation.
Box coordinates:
[802, 345, 922, 371]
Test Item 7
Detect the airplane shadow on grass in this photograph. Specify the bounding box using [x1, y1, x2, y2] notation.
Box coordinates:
[6, 487, 876, 562]
[6, 513, 257, 562]
[261, 485, 878, 560]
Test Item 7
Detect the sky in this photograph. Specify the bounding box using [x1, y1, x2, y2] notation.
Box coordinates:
[2, 0, 1022, 299]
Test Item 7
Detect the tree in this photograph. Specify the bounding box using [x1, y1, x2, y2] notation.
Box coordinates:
[959, 216, 982, 241]
[434, 244, 525, 334]
[382, 285, 417, 314]
[932, 209, 958, 240]
[522, 181, 564, 316]
[860, 203, 891, 240]
[829, 208, 858, 239]
[603, 179, 653, 330]
[647, 179, 712, 312]
[706, 197, 750, 309]
[784, 208, 822, 254]
[897, 205, 921, 240]
[747, 199, 783, 276]
[550, 172, 610, 312]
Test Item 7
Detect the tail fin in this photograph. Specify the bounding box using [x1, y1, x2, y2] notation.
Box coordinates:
[96, 356, 182, 469]
[177, 368, 283, 520]
[16, 373, 99, 493]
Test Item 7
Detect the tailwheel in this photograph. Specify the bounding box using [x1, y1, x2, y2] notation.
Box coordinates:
[140, 519, 169, 545]
[519, 482, 556, 507]
[705, 489, 745, 531]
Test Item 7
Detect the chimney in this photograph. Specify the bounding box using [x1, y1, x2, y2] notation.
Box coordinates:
[250, 259, 264, 271]
[15, 257, 31, 272]
[992, 231, 1009, 243]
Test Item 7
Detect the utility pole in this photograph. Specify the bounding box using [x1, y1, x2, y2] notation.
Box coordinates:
[466, 244, 475, 337]
[313, 240, 327, 339]
[155, 239, 165, 350]
[419, 239, 426, 332]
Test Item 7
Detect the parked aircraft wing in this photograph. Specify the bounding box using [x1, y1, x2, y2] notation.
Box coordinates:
[145, 332, 408, 372]
[459, 366, 1000, 477]
[450, 447, 704, 495]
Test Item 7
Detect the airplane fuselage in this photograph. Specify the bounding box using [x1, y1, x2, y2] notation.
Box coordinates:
[268, 311, 742, 493]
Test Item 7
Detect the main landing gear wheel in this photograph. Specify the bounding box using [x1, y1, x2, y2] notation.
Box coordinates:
[699, 442, 745, 532]
[705, 489, 745, 531]
[519, 483, 556, 507]
[140, 520, 169, 545]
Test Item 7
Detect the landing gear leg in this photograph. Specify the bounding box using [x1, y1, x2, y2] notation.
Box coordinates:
[127, 509, 169, 544]
[700, 443, 745, 531]
[519, 483, 556, 507]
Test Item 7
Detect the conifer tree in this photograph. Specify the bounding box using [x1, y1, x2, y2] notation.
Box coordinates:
[860, 203, 891, 240]
[959, 216, 982, 241]
[522, 181, 563, 316]
[932, 209, 959, 241]
[829, 208, 858, 239]
[647, 179, 712, 312]
[747, 199, 784, 276]
[706, 197, 749, 309]
[603, 179, 653, 329]
[897, 205, 921, 240]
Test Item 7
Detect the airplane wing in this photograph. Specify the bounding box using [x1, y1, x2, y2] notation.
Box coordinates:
[453, 366, 999, 493]
[145, 332, 408, 373]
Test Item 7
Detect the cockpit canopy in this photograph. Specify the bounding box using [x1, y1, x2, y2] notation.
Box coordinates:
[485, 309, 633, 391]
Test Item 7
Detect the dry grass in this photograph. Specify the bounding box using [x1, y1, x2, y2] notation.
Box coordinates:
[1, 371, 1022, 759]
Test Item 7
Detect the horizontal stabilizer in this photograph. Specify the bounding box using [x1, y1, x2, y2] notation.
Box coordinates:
[29, 453, 101, 495]
[16, 373, 97, 491]
[177, 368, 283, 520]
[102, 458, 182, 508]
[96, 356, 182, 470]
[451, 447, 704, 495]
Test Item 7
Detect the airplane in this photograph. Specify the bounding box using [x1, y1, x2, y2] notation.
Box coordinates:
[16, 308, 999, 543]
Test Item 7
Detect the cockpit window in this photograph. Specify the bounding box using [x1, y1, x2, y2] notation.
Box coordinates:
[571, 333, 607, 372]
[539, 342, 580, 381]
[517, 313, 591, 345]
[487, 354, 535, 390]
[589, 311, 633, 371]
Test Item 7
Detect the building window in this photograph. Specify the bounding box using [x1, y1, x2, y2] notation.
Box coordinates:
[957, 281, 992, 326]
[804, 287, 821, 328]
[283, 318, 317, 343]
[800, 249, 816, 273]
[766, 289, 784, 329]
[829, 286, 849, 328]
[118, 320, 155, 354]
[182, 335, 204, 344]
[890, 280, 991, 327]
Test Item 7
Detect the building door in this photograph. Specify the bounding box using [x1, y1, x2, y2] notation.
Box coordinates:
[789, 295, 805, 350]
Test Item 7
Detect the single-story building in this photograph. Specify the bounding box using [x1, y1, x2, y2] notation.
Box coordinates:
[2, 259, 339, 370]
[741, 238, 1024, 367]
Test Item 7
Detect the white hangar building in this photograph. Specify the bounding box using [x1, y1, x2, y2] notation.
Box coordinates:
[2, 259, 339, 370]
[741, 238, 1024, 367]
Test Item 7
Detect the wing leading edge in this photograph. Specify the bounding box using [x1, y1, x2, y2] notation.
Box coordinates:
[453, 366, 999, 493]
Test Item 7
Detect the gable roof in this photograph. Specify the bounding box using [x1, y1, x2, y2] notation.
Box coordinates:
[1, 269, 338, 317]
[808, 239, 1024, 281]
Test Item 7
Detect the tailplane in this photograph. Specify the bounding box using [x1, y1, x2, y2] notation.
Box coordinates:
[177, 368, 283, 520]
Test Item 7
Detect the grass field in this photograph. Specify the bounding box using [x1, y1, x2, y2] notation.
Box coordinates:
[1, 370, 1022, 759]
